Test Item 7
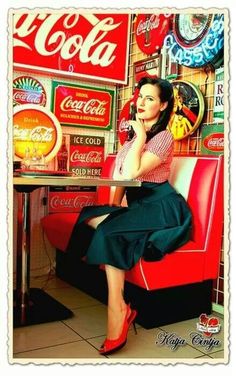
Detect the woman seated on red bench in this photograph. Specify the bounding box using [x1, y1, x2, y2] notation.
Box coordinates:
[69, 76, 192, 355]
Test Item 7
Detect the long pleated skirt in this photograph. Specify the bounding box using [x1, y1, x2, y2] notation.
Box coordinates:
[67, 181, 192, 270]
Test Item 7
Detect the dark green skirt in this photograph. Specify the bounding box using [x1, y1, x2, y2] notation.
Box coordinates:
[69, 181, 192, 270]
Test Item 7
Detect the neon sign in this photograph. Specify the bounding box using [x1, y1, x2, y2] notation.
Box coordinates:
[164, 14, 224, 68]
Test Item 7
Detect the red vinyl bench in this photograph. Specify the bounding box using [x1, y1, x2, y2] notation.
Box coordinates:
[41, 154, 224, 328]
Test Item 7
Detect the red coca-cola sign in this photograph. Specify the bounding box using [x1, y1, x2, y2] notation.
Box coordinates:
[203, 133, 224, 152]
[12, 13, 130, 84]
[49, 191, 96, 213]
[135, 14, 172, 55]
[52, 81, 114, 130]
[69, 134, 104, 177]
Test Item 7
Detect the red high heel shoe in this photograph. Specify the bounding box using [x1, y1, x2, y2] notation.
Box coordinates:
[99, 304, 137, 356]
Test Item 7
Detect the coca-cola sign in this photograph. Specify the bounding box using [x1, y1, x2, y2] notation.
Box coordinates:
[200, 124, 224, 155]
[135, 14, 172, 55]
[203, 133, 224, 152]
[12, 12, 130, 84]
[49, 191, 96, 213]
[69, 134, 104, 177]
[13, 104, 62, 161]
[13, 76, 47, 107]
[52, 81, 114, 130]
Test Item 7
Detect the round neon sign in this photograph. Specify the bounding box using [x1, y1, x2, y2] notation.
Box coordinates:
[164, 13, 224, 68]
[13, 104, 62, 162]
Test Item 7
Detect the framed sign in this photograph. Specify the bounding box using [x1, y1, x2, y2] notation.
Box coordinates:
[164, 13, 224, 68]
[13, 76, 47, 107]
[213, 67, 224, 123]
[13, 104, 62, 162]
[168, 80, 205, 140]
[134, 55, 161, 83]
[13, 13, 131, 84]
[69, 134, 104, 177]
[51, 81, 115, 130]
[200, 123, 224, 155]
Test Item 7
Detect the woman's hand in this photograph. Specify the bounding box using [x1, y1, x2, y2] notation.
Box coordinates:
[128, 114, 147, 141]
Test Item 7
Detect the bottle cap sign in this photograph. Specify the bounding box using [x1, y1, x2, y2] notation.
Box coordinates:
[135, 14, 172, 55]
[13, 104, 62, 162]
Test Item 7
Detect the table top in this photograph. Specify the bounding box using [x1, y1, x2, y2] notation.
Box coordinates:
[13, 176, 141, 187]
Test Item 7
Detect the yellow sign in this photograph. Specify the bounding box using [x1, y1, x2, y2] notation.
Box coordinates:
[13, 104, 62, 162]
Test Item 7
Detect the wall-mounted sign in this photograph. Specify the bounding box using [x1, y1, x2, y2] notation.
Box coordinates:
[13, 76, 47, 107]
[213, 67, 224, 123]
[69, 134, 104, 177]
[49, 186, 96, 213]
[51, 81, 114, 130]
[13, 13, 130, 84]
[168, 80, 205, 140]
[13, 104, 62, 162]
[164, 14, 224, 68]
[135, 14, 172, 55]
[134, 55, 161, 83]
[201, 123, 224, 155]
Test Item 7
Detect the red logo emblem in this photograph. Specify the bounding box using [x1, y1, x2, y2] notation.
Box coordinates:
[196, 314, 221, 337]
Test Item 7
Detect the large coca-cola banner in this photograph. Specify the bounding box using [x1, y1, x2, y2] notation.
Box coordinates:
[52, 81, 114, 130]
[49, 186, 96, 213]
[13, 13, 130, 84]
[69, 134, 104, 177]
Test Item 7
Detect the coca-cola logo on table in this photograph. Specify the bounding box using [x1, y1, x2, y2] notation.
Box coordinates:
[52, 81, 114, 130]
[13, 104, 62, 161]
[13, 76, 47, 107]
[49, 192, 96, 213]
[12, 12, 130, 84]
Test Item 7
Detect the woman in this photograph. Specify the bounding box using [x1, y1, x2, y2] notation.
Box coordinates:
[71, 77, 192, 355]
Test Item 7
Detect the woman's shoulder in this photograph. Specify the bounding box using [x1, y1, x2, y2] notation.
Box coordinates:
[148, 129, 174, 144]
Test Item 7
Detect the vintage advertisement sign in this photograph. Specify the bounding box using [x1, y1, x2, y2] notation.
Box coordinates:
[201, 123, 224, 155]
[49, 186, 96, 213]
[213, 67, 224, 123]
[134, 55, 161, 83]
[135, 14, 172, 55]
[13, 104, 62, 162]
[13, 13, 130, 84]
[168, 80, 205, 140]
[13, 76, 47, 107]
[69, 134, 104, 177]
[164, 14, 224, 68]
[51, 81, 114, 130]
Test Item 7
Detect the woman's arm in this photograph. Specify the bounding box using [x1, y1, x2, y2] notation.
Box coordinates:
[122, 117, 161, 179]
[112, 186, 126, 206]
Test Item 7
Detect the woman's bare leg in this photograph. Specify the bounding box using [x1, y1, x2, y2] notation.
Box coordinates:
[87, 215, 127, 339]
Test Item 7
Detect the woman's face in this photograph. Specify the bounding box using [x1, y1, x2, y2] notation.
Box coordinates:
[136, 84, 167, 128]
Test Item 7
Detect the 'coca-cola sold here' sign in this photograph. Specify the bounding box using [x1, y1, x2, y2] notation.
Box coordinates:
[52, 81, 114, 130]
[12, 12, 130, 84]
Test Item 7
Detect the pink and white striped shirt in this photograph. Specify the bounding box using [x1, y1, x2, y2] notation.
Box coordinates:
[116, 130, 174, 183]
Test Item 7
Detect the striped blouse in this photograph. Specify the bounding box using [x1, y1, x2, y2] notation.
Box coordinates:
[115, 130, 174, 183]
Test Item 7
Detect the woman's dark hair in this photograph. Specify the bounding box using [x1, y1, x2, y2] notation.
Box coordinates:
[127, 76, 174, 142]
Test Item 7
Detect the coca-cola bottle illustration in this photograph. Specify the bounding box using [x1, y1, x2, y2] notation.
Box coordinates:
[57, 136, 68, 171]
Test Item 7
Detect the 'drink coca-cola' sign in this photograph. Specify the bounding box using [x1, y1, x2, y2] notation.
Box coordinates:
[69, 134, 104, 177]
[52, 81, 114, 130]
[12, 12, 130, 84]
